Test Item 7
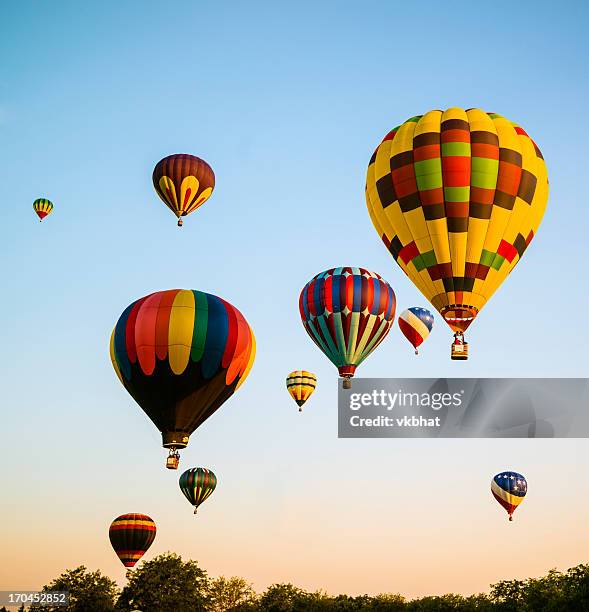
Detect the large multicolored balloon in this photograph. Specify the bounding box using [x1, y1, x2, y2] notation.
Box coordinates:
[398, 307, 434, 354]
[110, 289, 256, 468]
[299, 267, 396, 387]
[33, 198, 53, 222]
[109, 513, 156, 575]
[153, 154, 215, 227]
[179, 467, 217, 514]
[286, 370, 317, 412]
[366, 108, 549, 358]
[491, 471, 527, 521]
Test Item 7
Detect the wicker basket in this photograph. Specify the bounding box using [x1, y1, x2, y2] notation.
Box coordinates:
[451, 343, 469, 360]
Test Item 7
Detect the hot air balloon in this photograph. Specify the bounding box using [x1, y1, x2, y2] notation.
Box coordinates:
[109, 513, 156, 577]
[153, 154, 215, 227]
[110, 289, 255, 469]
[179, 467, 217, 514]
[299, 267, 396, 388]
[398, 307, 434, 354]
[366, 108, 549, 360]
[491, 471, 527, 521]
[286, 370, 317, 412]
[33, 198, 53, 222]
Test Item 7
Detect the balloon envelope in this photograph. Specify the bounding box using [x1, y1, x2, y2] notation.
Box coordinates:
[398, 307, 434, 353]
[153, 154, 215, 225]
[366, 108, 548, 335]
[179, 467, 217, 513]
[299, 267, 395, 380]
[109, 513, 156, 568]
[33, 198, 53, 221]
[491, 471, 527, 520]
[110, 289, 255, 453]
[286, 370, 317, 410]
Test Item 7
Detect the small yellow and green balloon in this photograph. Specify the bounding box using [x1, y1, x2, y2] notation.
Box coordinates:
[33, 198, 53, 222]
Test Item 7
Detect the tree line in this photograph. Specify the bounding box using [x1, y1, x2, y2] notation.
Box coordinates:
[2, 553, 587, 611]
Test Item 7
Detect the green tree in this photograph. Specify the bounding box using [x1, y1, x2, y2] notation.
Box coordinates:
[366, 593, 406, 610]
[559, 563, 589, 610]
[29, 566, 118, 612]
[325, 593, 405, 610]
[489, 564, 589, 611]
[406, 593, 493, 611]
[208, 575, 257, 611]
[257, 583, 329, 611]
[116, 552, 209, 612]
[257, 583, 305, 611]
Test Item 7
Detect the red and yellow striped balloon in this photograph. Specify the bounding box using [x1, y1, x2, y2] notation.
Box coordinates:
[109, 513, 156, 570]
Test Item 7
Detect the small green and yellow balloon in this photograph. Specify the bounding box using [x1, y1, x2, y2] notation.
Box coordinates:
[33, 198, 53, 222]
[179, 467, 217, 514]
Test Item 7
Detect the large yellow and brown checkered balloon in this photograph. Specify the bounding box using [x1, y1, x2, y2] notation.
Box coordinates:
[366, 108, 548, 334]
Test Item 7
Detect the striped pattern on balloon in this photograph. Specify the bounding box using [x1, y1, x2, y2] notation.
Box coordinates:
[179, 467, 217, 514]
[491, 471, 527, 521]
[33, 198, 54, 221]
[110, 289, 256, 468]
[109, 513, 156, 573]
[299, 267, 396, 387]
[286, 370, 317, 411]
[398, 307, 434, 354]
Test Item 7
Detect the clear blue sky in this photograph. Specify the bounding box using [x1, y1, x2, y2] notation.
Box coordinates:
[1, 0, 588, 598]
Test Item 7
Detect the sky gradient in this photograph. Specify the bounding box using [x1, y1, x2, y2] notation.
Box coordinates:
[1, 0, 588, 599]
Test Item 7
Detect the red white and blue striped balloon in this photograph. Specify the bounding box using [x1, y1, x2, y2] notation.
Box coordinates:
[398, 307, 434, 354]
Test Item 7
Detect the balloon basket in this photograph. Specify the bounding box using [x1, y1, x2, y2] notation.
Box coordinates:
[342, 378, 352, 390]
[509, 515, 513, 522]
[193, 507, 198, 515]
[451, 343, 468, 360]
[166, 450, 180, 470]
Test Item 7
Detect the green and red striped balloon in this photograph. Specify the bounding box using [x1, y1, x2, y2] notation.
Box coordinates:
[179, 467, 217, 514]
